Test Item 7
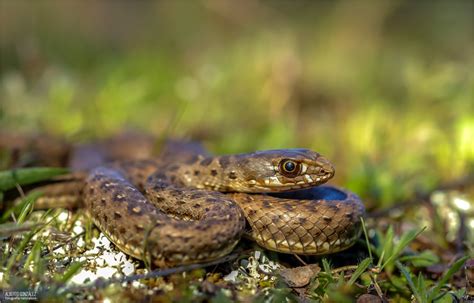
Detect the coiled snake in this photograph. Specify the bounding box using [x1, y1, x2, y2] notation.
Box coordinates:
[25, 139, 366, 267]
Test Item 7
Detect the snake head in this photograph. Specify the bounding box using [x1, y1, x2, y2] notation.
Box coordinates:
[227, 149, 335, 192]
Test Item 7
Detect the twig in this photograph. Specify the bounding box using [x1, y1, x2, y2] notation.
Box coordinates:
[293, 254, 307, 266]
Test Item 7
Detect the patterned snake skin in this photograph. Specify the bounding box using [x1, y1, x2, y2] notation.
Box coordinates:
[3, 135, 365, 267]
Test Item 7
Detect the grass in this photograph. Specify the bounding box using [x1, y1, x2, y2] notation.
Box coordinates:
[396, 257, 468, 303]
[0, 1, 473, 301]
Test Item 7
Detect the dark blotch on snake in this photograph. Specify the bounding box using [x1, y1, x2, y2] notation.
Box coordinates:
[100, 182, 111, 192]
[210, 169, 218, 176]
[190, 192, 205, 199]
[154, 196, 165, 203]
[194, 170, 200, 176]
[153, 184, 163, 192]
[228, 171, 237, 179]
[323, 216, 332, 222]
[346, 213, 356, 220]
[218, 157, 230, 168]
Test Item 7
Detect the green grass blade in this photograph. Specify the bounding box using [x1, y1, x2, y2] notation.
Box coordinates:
[56, 261, 84, 284]
[360, 217, 373, 261]
[322, 258, 334, 283]
[416, 272, 428, 300]
[322, 258, 332, 273]
[347, 257, 371, 286]
[427, 256, 468, 302]
[24, 240, 42, 272]
[399, 250, 439, 267]
[1, 191, 42, 223]
[377, 225, 394, 268]
[396, 261, 425, 303]
[381, 227, 426, 271]
[17, 191, 43, 224]
[0, 167, 69, 191]
[5, 228, 41, 274]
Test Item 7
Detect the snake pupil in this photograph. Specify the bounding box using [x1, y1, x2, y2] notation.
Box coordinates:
[284, 161, 296, 172]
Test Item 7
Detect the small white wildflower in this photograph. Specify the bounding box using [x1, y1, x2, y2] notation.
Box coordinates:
[96, 266, 117, 279]
[223, 270, 239, 282]
[258, 264, 272, 274]
[254, 251, 261, 259]
[76, 237, 85, 248]
[132, 280, 142, 288]
[95, 258, 105, 267]
[97, 235, 111, 247]
[102, 252, 121, 266]
[57, 211, 69, 222]
[53, 247, 66, 255]
[121, 261, 135, 276]
[69, 269, 97, 285]
[73, 225, 84, 235]
[42, 229, 51, 237]
[115, 252, 127, 263]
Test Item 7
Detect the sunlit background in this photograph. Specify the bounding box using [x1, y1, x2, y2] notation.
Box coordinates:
[1, 0, 473, 207]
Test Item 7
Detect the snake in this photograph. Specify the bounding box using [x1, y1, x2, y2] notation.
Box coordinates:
[9, 137, 366, 267]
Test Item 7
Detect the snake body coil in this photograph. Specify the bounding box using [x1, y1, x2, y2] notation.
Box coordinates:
[81, 147, 365, 267]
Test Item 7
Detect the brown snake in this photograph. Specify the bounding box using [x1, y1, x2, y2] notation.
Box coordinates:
[7, 137, 366, 267]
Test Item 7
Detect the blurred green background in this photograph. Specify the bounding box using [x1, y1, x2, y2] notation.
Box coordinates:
[1, 0, 473, 207]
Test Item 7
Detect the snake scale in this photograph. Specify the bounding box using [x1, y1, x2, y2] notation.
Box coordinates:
[7, 136, 366, 267]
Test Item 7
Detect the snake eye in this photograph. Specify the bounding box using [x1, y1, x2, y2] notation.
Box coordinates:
[284, 161, 296, 172]
[279, 159, 300, 177]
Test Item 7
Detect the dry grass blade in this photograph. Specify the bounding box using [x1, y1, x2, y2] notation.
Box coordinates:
[0, 222, 44, 238]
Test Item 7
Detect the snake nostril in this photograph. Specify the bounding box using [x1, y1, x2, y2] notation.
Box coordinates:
[319, 168, 333, 177]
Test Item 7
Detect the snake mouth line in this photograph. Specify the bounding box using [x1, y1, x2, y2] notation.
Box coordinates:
[259, 172, 333, 191]
[269, 185, 349, 201]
